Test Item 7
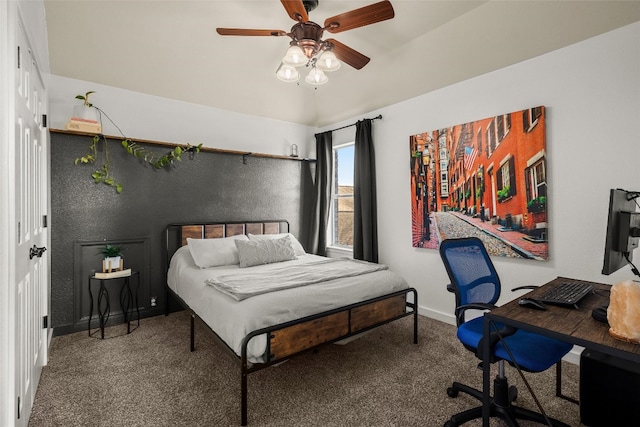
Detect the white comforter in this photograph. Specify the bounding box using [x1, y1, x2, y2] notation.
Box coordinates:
[167, 246, 409, 363]
[205, 258, 389, 301]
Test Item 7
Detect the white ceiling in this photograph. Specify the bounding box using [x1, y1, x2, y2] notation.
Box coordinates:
[44, 0, 640, 127]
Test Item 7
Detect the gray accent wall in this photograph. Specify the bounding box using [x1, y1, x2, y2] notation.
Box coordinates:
[50, 131, 308, 335]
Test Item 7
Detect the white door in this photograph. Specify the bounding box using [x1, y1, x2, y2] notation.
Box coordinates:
[13, 15, 50, 426]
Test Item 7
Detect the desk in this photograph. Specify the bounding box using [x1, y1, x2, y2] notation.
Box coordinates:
[482, 276, 640, 426]
[88, 271, 140, 339]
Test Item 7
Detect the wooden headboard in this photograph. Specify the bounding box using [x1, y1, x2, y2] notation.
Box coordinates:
[178, 221, 284, 246]
[164, 220, 289, 265]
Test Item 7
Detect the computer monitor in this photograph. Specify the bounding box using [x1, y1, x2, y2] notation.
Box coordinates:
[602, 188, 640, 276]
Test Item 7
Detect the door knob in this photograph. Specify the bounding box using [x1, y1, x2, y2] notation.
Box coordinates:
[29, 245, 47, 259]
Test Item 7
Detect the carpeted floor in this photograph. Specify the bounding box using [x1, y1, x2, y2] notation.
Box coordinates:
[29, 311, 583, 426]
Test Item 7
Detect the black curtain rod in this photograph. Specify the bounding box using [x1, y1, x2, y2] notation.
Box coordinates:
[321, 114, 382, 134]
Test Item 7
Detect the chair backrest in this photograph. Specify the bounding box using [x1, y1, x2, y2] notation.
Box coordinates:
[439, 237, 501, 325]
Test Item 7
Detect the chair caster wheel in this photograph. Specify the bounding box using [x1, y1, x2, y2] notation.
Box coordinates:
[444, 420, 455, 427]
[509, 385, 518, 401]
[446, 387, 458, 398]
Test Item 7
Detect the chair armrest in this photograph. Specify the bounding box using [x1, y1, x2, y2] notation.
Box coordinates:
[455, 303, 496, 326]
[457, 303, 496, 312]
[512, 285, 538, 292]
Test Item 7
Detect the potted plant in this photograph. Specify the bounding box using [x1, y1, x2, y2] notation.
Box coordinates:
[72, 91, 100, 123]
[527, 195, 546, 213]
[100, 244, 123, 272]
[497, 185, 511, 202]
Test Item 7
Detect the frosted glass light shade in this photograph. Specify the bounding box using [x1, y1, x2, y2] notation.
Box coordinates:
[316, 50, 341, 72]
[282, 45, 306, 67]
[276, 64, 299, 82]
[305, 67, 328, 86]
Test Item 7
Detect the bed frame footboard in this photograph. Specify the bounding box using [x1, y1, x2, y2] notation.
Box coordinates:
[171, 286, 418, 426]
[238, 287, 418, 426]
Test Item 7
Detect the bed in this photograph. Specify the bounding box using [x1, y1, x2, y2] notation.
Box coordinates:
[165, 220, 418, 425]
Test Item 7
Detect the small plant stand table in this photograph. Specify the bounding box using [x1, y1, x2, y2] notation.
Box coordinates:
[88, 271, 140, 339]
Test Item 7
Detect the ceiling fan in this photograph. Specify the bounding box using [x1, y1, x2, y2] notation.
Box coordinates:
[216, 0, 395, 85]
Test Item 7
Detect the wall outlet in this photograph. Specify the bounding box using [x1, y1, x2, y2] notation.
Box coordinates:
[150, 296, 157, 307]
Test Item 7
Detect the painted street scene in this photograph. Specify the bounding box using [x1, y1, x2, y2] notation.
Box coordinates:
[410, 106, 548, 260]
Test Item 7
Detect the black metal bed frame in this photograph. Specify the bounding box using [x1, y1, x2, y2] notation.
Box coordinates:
[164, 221, 419, 425]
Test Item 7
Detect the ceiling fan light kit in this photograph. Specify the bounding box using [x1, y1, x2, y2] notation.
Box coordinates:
[217, 0, 395, 86]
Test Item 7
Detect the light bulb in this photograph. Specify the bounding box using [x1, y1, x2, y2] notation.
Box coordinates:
[305, 68, 328, 86]
[282, 45, 306, 67]
[276, 64, 299, 82]
[316, 50, 341, 72]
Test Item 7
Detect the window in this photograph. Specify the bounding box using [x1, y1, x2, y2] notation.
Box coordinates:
[496, 115, 506, 141]
[487, 122, 496, 155]
[523, 107, 542, 132]
[486, 114, 512, 156]
[438, 134, 449, 197]
[496, 156, 516, 201]
[500, 162, 510, 190]
[330, 143, 354, 248]
[526, 159, 547, 200]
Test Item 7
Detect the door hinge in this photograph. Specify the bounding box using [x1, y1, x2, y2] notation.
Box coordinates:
[43, 315, 48, 329]
[43, 215, 48, 228]
[42, 114, 47, 128]
[17, 46, 20, 69]
[17, 396, 20, 419]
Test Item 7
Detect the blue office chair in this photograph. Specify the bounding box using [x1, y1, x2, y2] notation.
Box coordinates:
[439, 237, 573, 427]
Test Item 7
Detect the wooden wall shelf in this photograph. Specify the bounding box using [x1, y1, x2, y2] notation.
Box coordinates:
[49, 128, 313, 162]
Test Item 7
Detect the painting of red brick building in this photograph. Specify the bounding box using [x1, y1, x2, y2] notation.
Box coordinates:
[409, 106, 548, 260]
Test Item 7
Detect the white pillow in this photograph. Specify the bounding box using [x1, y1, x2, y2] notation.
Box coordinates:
[235, 235, 296, 268]
[248, 233, 306, 256]
[186, 235, 249, 268]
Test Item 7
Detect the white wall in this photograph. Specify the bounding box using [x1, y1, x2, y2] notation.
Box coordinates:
[48, 76, 316, 159]
[326, 22, 640, 323]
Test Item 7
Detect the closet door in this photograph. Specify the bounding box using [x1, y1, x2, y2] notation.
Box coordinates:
[12, 13, 50, 426]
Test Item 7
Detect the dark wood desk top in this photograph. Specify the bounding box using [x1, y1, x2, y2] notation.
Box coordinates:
[487, 276, 640, 362]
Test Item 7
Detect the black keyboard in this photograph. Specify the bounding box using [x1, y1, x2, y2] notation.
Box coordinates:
[537, 281, 594, 307]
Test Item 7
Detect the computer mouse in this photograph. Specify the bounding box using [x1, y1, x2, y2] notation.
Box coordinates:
[518, 298, 547, 310]
[591, 305, 609, 324]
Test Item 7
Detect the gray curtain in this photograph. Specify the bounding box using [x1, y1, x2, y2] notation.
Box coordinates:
[298, 159, 315, 253]
[353, 119, 378, 262]
[305, 131, 333, 256]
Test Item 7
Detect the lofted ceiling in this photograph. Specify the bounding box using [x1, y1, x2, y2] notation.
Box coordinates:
[44, 0, 640, 127]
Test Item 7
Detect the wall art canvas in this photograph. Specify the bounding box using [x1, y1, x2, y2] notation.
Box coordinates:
[409, 106, 548, 260]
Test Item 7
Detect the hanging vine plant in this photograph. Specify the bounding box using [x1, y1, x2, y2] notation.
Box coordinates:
[121, 139, 194, 169]
[73, 91, 202, 193]
[75, 133, 122, 192]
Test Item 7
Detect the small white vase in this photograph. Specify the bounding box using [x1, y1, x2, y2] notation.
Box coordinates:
[103, 256, 122, 271]
[72, 105, 99, 123]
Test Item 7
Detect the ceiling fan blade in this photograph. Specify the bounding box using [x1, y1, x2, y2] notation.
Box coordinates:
[326, 38, 370, 70]
[216, 28, 287, 37]
[324, 0, 394, 34]
[281, 0, 308, 23]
